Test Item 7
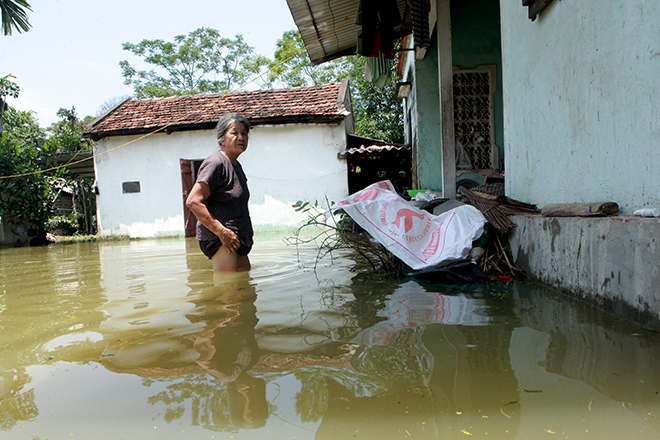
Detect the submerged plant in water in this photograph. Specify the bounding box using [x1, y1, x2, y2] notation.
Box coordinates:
[286, 199, 399, 275]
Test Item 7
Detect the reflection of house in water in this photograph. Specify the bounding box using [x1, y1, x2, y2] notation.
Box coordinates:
[511, 284, 660, 423]
[90, 240, 519, 435]
[0, 385, 38, 431]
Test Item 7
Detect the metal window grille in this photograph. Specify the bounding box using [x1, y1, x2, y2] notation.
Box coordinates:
[453, 66, 496, 170]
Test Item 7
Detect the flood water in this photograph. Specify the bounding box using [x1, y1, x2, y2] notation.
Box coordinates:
[1, 235, 660, 439]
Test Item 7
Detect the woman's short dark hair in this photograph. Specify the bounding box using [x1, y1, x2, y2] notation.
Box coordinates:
[216, 114, 250, 145]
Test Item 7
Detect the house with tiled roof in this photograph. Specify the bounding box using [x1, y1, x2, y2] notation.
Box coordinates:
[83, 80, 353, 238]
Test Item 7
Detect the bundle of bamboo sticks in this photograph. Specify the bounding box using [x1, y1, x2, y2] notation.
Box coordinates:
[457, 185, 540, 279]
[478, 229, 526, 278]
[459, 186, 539, 234]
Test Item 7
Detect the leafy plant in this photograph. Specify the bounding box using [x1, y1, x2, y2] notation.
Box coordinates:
[45, 214, 78, 235]
[287, 199, 399, 275]
[0, 105, 97, 242]
[0, 106, 55, 230]
[1, 74, 21, 137]
[45, 107, 93, 153]
[0, 0, 32, 36]
[269, 30, 346, 87]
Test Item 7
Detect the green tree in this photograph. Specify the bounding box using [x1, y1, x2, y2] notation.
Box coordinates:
[1, 104, 47, 153]
[271, 30, 403, 144]
[269, 30, 346, 87]
[0, 106, 55, 238]
[45, 107, 93, 153]
[344, 57, 404, 144]
[120, 27, 270, 98]
[1, 104, 97, 240]
[0, 73, 20, 137]
[43, 107, 96, 235]
[0, 0, 31, 36]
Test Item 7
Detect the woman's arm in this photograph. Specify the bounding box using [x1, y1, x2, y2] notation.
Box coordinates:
[186, 181, 240, 253]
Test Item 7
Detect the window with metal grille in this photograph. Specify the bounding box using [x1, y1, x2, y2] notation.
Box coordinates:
[453, 66, 496, 171]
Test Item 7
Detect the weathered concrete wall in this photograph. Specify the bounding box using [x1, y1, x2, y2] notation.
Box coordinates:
[509, 215, 660, 331]
[500, 1, 660, 213]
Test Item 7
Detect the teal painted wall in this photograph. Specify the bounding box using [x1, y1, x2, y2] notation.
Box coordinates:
[500, 0, 660, 212]
[413, 31, 442, 191]
[451, 0, 504, 170]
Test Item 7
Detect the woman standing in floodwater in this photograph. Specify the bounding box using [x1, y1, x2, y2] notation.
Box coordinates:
[186, 114, 254, 272]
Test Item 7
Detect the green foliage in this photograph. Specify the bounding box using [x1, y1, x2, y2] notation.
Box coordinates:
[49, 176, 97, 236]
[0, 0, 32, 36]
[1, 105, 46, 153]
[0, 73, 20, 137]
[120, 27, 270, 98]
[0, 107, 55, 226]
[271, 30, 403, 144]
[42, 107, 97, 234]
[70, 177, 97, 235]
[0, 105, 96, 237]
[344, 57, 404, 144]
[45, 214, 78, 235]
[0, 73, 19, 99]
[269, 30, 346, 87]
[45, 107, 92, 153]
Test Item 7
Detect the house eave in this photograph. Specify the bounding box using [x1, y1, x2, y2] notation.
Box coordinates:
[84, 114, 347, 142]
[287, 0, 413, 65]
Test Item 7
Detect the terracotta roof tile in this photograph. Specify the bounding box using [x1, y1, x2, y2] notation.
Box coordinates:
[85, 82, 346, 140]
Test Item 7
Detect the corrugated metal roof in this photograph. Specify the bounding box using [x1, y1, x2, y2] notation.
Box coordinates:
[339, 144, 410, 158]
[40, 151, 95, 179]
[286, 0, 412, 65]
[338, 133, 410, 158]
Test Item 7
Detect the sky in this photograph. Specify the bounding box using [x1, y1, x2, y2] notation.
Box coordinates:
[1, 0, 297, 127]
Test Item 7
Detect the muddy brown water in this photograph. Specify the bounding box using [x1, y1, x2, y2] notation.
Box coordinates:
[1, 236, 659, 439]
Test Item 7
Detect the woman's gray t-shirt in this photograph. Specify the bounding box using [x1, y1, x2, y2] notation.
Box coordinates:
[195, 150, 253, 248]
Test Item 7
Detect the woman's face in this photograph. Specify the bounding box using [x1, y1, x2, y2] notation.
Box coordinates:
[221, 121, 249, 158]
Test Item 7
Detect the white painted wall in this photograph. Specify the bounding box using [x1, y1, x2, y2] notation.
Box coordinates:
[93, 123, 348, 238]
[242, 124, 349, 232]
[500, 0, 660, 213]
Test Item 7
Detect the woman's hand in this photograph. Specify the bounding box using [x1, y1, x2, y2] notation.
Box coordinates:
[187, 182, 241, 254]
[218, 225, 240, 254]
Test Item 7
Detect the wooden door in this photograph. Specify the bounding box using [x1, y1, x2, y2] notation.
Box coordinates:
[180, 159, 197, 237]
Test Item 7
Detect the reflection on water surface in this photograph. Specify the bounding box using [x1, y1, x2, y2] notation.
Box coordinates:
[1, 236, 659, 439]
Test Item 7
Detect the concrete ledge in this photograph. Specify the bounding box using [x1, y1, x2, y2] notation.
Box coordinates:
[509, 215, 660, 331]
